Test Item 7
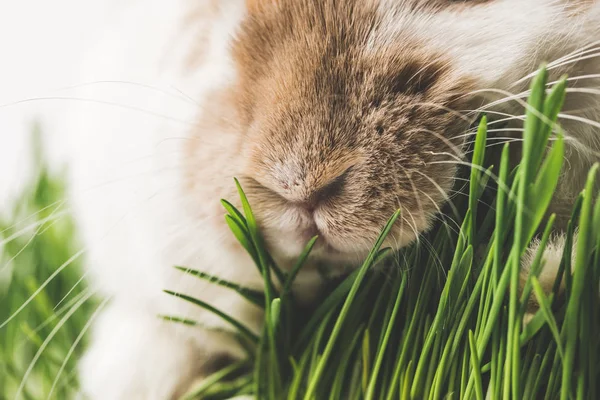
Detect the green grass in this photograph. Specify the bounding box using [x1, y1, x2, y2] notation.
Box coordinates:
[0, 127, 96, 399]
[1, 67, 599, 399]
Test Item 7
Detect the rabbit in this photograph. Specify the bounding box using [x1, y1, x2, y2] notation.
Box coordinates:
[65, 0, 600, 398]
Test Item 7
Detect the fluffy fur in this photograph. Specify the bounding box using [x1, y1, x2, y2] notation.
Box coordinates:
[64, 0, 600, 398]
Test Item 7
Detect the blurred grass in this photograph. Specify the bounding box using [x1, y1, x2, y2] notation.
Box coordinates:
[0, 126, 95, 400]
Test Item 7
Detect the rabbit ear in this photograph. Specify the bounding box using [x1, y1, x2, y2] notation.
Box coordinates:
[246, 0, 278, 12]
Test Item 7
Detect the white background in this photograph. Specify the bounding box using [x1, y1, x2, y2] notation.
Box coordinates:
[0, 1, 123, 208]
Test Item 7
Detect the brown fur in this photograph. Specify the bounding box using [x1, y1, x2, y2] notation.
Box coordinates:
[186, 0, 479, 264]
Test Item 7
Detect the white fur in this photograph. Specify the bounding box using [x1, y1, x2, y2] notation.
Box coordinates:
[65, 1, 264, 398]
[522, 232, 574, 293]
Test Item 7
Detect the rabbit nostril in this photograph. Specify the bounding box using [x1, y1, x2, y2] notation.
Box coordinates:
[293, 167, 351, 212]
[311, 166, 352, 204]
[293, 200, 316, 213]
[280, 166, 353, 211]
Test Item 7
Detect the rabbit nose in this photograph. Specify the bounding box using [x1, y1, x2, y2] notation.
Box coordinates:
[281, 166, 352, 211]
[290, 171, 348, 212]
